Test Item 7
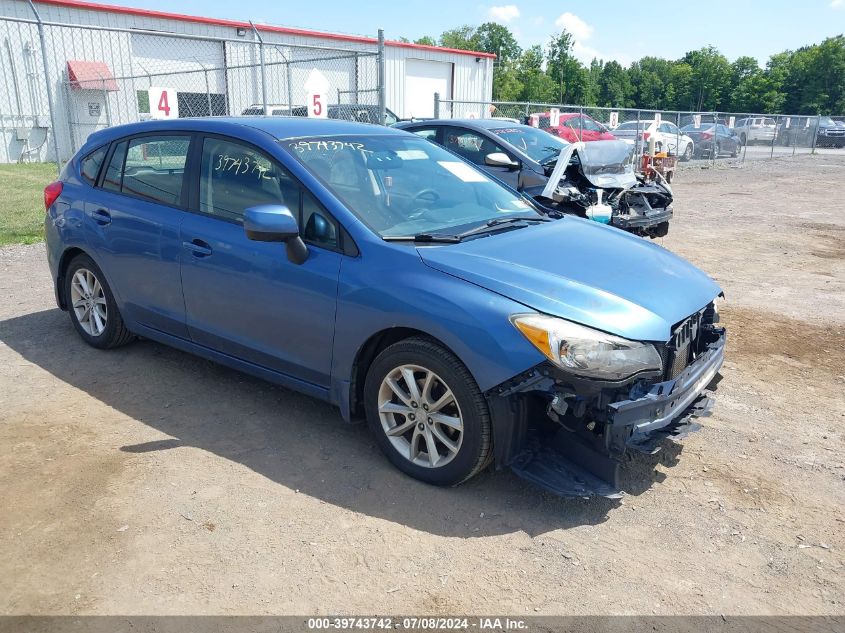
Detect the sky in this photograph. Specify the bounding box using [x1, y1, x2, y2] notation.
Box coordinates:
[98, 0, 844, 66]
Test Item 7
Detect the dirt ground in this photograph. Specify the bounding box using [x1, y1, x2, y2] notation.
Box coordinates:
[1, 155, 844, 616]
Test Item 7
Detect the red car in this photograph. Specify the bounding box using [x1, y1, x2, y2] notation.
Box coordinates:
[531, 112, 617, 143]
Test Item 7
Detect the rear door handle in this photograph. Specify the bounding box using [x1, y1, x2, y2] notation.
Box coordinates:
[92, 208, 111, 226]
[182, 239, 212, 257]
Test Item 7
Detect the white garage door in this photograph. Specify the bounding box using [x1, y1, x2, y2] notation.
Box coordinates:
[131, 34, 225, 93]
[404, 59, 452, 119]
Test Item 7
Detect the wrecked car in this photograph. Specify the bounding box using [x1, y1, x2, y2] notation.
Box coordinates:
[395, 119, 673, 238]
[46, 117, 724, 499]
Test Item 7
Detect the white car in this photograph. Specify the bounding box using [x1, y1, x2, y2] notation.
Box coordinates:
[611, 120, 695, 161]
[732, 117, 777, 145]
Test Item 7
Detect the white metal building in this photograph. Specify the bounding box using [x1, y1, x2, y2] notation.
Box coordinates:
[0, 0, 494, 162]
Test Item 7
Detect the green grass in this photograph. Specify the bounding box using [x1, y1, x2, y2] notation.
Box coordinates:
[0, 163, 58, 246]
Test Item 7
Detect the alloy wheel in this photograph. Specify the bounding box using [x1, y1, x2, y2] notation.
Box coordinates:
[70, 268, 108, 337]
[377, 364, 463, 468]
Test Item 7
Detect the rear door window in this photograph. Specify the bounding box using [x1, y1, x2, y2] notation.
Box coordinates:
[121, 136, 191, 206]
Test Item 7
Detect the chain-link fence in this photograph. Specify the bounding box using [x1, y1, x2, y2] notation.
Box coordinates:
[433, 97, 845, 166]
[0, 5, 385, 170]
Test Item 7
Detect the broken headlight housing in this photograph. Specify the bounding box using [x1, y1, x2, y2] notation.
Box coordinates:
[511, 314, 663, 381]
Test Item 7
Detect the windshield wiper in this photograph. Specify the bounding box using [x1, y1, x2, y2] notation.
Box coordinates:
[453, 215, 550, 241]
[383, 215, 549, 244]
[383, 233, 461, 243]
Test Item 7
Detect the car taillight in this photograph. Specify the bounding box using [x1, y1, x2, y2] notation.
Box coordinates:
[642, 132, 650, 141]
[44, 181, 63, 210]
[702, 132, 713, 140]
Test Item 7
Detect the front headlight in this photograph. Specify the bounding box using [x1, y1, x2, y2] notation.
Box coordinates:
[511, 314, 663, 381]
[711, 295, 724, 323]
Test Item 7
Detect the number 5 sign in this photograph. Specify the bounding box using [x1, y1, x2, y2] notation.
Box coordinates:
[305, 69, 329, 119]
[148, 87, 179, 119]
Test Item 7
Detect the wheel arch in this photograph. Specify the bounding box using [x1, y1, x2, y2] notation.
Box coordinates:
[56, 246, 88, 310]
[348, 326, 454, 420]
[56, 247, 123, 313]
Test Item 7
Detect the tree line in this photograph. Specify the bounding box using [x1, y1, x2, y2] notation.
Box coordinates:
[400, 24, 845, 115]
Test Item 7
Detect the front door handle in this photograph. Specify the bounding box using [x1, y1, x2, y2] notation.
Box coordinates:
[92, 208, 111, 226]
[182, 239, 212, 257]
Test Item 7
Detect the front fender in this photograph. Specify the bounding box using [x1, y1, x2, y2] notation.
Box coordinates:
[330, 247, 545, 417]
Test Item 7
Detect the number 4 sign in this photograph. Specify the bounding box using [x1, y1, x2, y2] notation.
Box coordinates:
[305, 69, 329, 119]
[148, 87, 179, 119]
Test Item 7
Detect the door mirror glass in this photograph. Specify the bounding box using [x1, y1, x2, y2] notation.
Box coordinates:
[244, 205, 299, 242]
[485, 152, 518, 168]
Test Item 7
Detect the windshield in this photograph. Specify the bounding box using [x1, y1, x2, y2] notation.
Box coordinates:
[489, 125, 569, 163]
[819, 116, 835, 126]
[284, 135, 540, 238]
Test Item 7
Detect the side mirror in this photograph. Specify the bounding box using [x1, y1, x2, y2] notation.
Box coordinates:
[485, 152, 518, 169]
[244, 204, 308, 265]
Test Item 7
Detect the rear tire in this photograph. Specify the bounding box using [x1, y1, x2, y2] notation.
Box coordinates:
[64, 254, 134, 349]
[682, 143, 693, 162]
[364, 337, 492, 486]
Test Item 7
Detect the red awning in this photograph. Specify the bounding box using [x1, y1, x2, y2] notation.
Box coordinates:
[67, 60, 118, 91]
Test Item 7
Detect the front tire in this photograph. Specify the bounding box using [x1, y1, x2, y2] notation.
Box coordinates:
[64, 254, 134, 349]
[364, 337, 492, 486]
[682, 143, 694, 161]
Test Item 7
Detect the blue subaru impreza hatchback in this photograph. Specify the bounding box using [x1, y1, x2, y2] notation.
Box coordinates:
[44, 117, 725, 497]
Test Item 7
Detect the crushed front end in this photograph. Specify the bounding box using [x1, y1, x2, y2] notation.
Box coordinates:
[487, 302, 725, 498]
[532, 140, 674, 239]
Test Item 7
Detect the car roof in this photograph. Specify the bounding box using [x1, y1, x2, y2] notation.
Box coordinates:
[85, 116, 404, 147]
[396, 118, 531, 131]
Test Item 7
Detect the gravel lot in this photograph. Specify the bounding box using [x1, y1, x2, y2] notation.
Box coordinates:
[1, 155, 843, 616]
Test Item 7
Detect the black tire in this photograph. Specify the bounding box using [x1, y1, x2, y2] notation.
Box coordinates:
[363, 337, 492, 486]
[682, 143, 693, 162]
[64, 254, 134, 349]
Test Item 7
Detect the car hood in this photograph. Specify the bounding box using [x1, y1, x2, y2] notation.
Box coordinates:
[417, 218, 721, 342]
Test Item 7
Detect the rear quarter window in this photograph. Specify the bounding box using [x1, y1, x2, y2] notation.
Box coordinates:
[80, 146, 107, 186]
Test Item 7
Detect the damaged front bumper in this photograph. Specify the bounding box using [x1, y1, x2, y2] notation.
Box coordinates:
[606, 333, 724, 455]
[497, 331, 726, 499]
[612, 205, 673, 231]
